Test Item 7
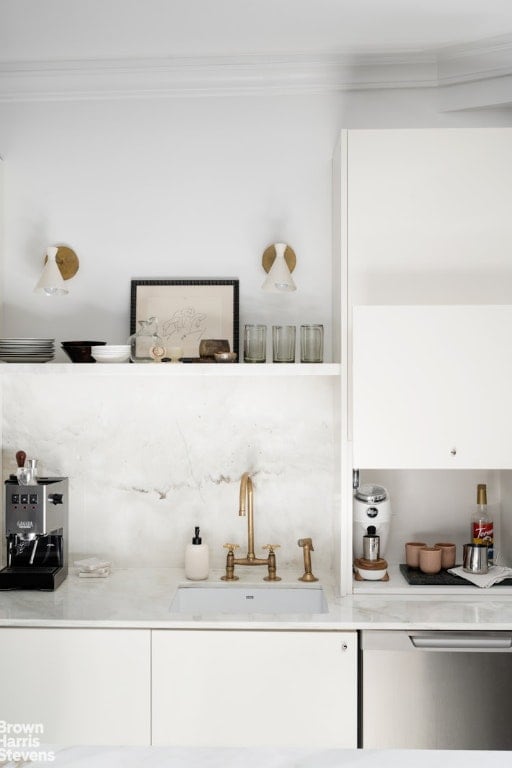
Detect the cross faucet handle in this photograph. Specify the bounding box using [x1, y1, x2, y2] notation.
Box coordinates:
[221, 543, 240, 582]
[262, 544, 280, 552]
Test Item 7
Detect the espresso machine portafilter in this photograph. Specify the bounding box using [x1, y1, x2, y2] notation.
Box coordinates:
[0, 476, 69, 590]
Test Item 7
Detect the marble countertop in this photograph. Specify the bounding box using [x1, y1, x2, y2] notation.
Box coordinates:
[1, 567, 512, 629]
[13, 746, 512, 768]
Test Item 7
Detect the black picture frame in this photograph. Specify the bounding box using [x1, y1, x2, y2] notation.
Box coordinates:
[130, 279, 239, 360]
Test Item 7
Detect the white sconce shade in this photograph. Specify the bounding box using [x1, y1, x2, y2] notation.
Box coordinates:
[261, 242, 297, 293]
[34, 245, 79, 296]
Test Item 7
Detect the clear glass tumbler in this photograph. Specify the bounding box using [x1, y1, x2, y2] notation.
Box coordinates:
[272, 325, 296, 363]
[300, 324, 324, 363]
[244, 324, 267, 363]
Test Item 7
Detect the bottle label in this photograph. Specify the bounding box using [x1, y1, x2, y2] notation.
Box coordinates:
[471, 522, 494, 563]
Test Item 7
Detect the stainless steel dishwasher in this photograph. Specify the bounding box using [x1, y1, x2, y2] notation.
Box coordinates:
[360, 630, 512, 750]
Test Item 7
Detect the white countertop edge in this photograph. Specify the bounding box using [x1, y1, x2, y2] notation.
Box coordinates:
[2, 567, 512, 630]
[4, 618, 512, 631]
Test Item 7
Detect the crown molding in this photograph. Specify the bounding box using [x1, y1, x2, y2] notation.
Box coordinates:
[0, 52, 437, 102]
[0, 34, 510, 104]
[437, 33, 512, 110]
[437, 33, 512, 84]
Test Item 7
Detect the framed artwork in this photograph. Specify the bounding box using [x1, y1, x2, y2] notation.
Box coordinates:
[130, 279, 239, 360]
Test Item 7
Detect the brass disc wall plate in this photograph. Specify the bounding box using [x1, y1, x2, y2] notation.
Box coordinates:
[262, 244, 296, 274]
[44, 246, 79, 280]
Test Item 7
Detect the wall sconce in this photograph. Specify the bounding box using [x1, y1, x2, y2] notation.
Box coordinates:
[34, 246, 79, 296]
[261, 242, 297, 293]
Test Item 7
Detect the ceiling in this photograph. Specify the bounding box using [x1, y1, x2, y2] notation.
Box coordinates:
[1, 0, 512, 61]
[1, 0, 512, 107]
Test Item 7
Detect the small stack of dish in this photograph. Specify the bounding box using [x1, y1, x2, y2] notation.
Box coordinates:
[0, 338, 54, 363]
[91, 345, 131, 363]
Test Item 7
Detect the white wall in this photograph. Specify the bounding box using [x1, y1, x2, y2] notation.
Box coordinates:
[0, 85, 511, 569]
[0, 93, 340, 356]
[0, 87, 511, 353]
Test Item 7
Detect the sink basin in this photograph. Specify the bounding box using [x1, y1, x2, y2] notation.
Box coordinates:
[170, 584, 327, 615]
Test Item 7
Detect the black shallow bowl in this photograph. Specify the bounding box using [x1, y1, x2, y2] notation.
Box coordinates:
[61, 341, 106, 363]
[61, 340, 106, 347]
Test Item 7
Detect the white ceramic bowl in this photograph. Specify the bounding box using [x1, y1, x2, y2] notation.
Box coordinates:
[91, 345, 131, 363]
[355, 564, 387, 581]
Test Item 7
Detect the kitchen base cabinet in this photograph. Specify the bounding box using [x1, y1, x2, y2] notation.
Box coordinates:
[151, 630, 357, 748]
[0, 628, 151, 745]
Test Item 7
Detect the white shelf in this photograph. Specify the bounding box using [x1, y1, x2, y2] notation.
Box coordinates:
[352, 562, 512, 596]
[0, 362, 342, 377]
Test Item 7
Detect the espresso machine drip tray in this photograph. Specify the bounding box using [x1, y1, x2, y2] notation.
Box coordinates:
[0, 565, 67, 590]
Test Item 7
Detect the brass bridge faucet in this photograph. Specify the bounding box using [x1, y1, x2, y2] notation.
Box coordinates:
[221, 472, 280, 582]
[298, 538, 318, 582]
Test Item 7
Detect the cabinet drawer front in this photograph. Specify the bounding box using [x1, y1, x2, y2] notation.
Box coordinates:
[152, 630, 357, 748]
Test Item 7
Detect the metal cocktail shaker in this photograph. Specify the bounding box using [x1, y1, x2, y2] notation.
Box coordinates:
[463, 543, 489, 575]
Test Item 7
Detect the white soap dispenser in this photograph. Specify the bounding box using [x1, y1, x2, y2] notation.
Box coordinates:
[185, 526, 209, 581]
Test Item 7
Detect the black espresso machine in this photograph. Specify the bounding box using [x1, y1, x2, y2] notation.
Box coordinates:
[0, 476, 68, 590]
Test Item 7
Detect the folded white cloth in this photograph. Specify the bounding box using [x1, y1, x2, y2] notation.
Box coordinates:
[74, 556, 111, 573]
[78, 568, 111, 578]
[74, 557, 112, 579]
[448, 564, 512, 588]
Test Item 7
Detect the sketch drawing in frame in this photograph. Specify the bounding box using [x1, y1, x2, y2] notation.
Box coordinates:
[130, 279, 239, 360]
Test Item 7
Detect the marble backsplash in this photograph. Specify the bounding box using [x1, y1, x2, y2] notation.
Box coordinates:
[1, 374, 336, 572]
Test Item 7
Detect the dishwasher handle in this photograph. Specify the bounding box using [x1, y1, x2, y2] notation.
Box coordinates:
[410, 633, 512, 650]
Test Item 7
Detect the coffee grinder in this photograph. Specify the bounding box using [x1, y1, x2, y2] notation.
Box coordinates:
[352, 478, 391, 582]
[353, 482, 392, 560]
[0, 476, 69, 590]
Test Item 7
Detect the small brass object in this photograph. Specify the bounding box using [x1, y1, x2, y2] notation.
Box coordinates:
[199, 339, 230, 359]
[262, 244, 296, 274]
[44, 246, 79, 280]
[262, 545, 281, 582]
[221, 543, 240, 581]
[221, 472, 281, 581]
[298, 538, 318, 582]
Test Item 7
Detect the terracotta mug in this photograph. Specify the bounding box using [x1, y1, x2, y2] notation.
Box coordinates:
[419, 546, 442, 575]
[435, 542, 456, 570]
[405, 541, 427, 569]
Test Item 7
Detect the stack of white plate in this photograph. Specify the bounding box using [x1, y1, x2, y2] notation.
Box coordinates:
[0, 338, 55, 363]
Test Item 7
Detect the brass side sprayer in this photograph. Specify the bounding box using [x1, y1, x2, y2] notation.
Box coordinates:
[298, 538, 318, 582]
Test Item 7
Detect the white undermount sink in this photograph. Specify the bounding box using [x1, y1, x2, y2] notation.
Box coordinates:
[170, 584, 328, 615]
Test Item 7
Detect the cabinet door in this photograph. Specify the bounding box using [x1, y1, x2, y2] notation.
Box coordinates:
[152, 630, 357, 747]
[347, 129, 512, 306]
[353, 305, 512, 469]
[0, 628, 151, 745]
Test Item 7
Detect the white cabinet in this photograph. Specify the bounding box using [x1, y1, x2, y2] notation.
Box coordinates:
[333, 128, 512, 593]
[353, 305, 512, 469]
[152, 629, 357, 747]
[0, 628, 151, 745]
[345, 128, 512, 306]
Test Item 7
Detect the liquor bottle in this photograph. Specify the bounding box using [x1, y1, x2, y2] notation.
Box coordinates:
[471, 483, 494, 565]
